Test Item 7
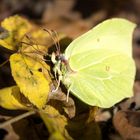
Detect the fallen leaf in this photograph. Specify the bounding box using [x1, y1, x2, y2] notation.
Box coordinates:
[0, 86, 27, 110]
[48, 88, 75, 118]
[10, 53, 50, 109]
[0, 15, 31, 51]
[113, 110, 140, 140]
[40, 105, 73, 140]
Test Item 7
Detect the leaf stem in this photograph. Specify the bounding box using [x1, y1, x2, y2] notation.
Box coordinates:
[0, 110, 35, 128]
[0, 59, 9, 67]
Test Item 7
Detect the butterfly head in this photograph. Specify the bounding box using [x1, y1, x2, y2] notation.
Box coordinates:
[51, 51, 68, 65]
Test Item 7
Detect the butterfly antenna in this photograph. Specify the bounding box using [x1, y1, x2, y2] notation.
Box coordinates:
[43, 29, 62, 90]
[51, 30, 61, 54]
[25, 35, 45, 55]
[43, 29, 60, 54]
[21, 41, 43, 55]
[21, 34, 48, 56]
[20, 41, 50, 62]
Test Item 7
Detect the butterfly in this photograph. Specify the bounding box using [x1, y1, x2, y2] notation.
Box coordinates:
[52, 18, 136, 108]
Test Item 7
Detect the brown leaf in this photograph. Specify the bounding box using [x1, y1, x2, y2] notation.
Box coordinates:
[113, 110, 140, 140]
[48, 87, 75, 119]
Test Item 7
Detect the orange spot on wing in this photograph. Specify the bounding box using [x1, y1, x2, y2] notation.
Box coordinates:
[106, 66, 110, 71]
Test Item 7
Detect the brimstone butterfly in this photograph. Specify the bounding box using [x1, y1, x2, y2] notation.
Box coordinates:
[52, 18, 136, 108]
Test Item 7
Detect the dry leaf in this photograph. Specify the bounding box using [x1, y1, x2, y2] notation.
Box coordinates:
[0, 86, 27, 110]
[10, 53, 50, 109]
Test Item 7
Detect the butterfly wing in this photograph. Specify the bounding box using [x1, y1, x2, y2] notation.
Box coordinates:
[63, 18, 136, 108]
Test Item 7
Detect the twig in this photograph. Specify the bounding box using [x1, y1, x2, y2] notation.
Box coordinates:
[0, 59, 9, 67]
[0, 110, 36, 128]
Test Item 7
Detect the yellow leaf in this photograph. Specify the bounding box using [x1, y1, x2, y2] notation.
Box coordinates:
[0, 86, 27, 110]
[20, 29, 67, 61]
[0, 15, 32, 50]
[10, 53, 50, 109]
[40, 105, 72, 140]
[30, 29, 66, 47]
[48, 132, 65, 140]
[20, 43, 49, 60]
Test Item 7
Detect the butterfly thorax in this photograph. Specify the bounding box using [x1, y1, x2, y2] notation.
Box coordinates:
[59, 59, 74, 87]
[52, 52, 75, 86]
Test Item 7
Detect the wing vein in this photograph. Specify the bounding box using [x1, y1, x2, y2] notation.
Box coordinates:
[77, 53, 124, 71]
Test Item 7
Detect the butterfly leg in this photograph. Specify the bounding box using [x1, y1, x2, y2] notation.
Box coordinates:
[66, 84, 72, 102]
[52, 58, 64, 92]
[52, 74, 62, 92]
[52, 52, 59, 83]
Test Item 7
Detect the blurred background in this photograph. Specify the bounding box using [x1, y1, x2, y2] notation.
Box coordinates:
[0, 0, 140, 140]
[0, 0, 139, 36]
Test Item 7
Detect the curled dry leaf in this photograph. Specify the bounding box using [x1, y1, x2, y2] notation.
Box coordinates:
[48, 87, 75, 119]
[113, 110, 140, 140]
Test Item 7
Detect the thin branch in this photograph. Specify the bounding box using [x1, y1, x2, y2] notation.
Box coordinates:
[0, 59, 9, 67]
[0, 110, 35, 128]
